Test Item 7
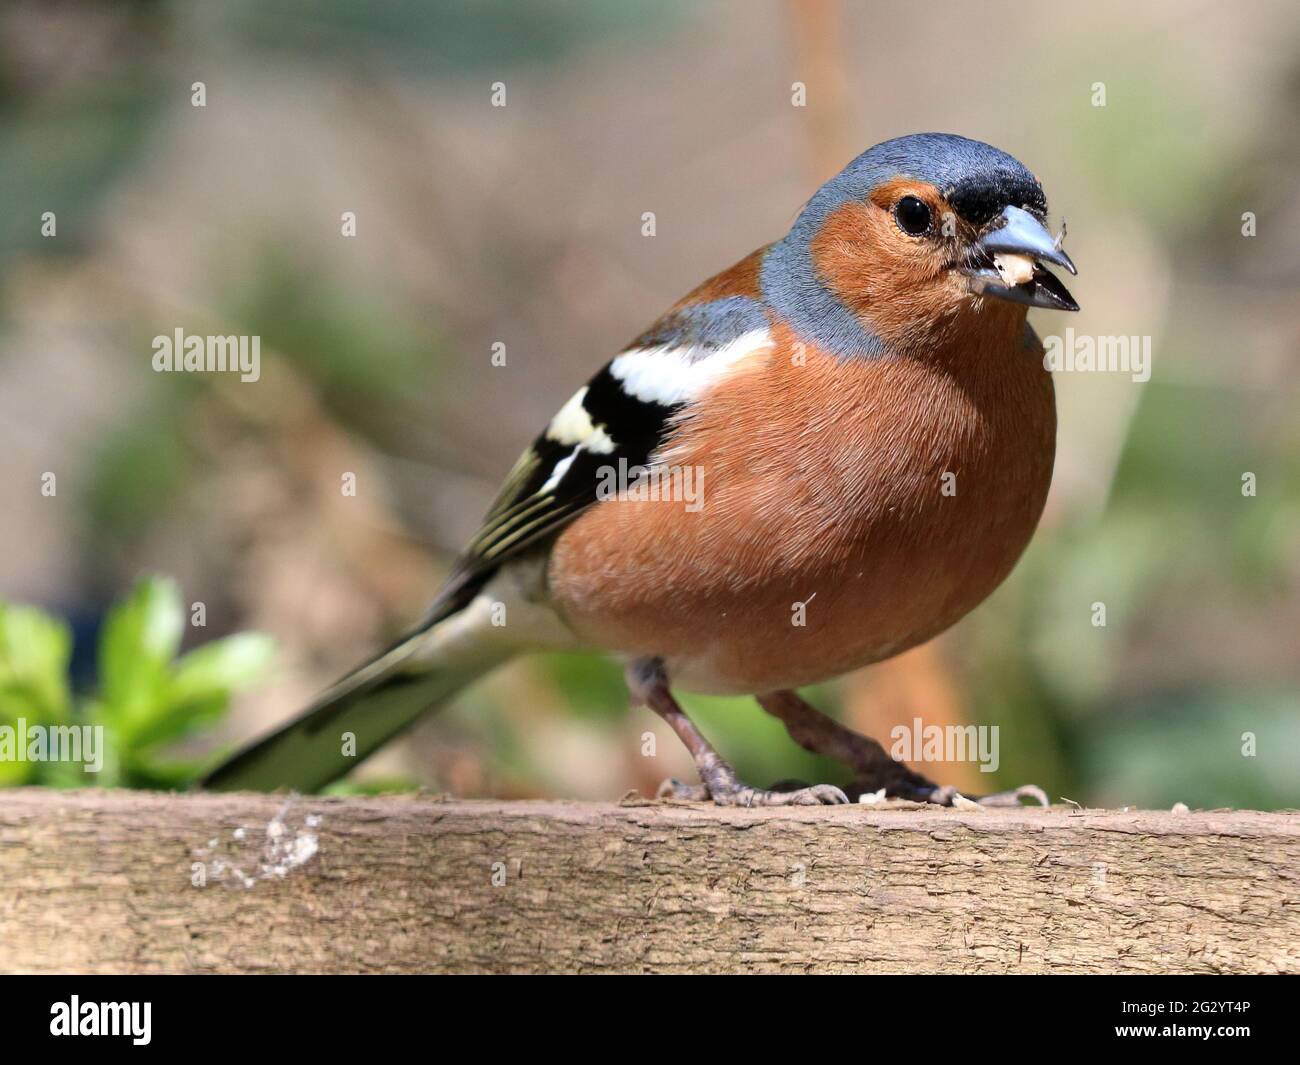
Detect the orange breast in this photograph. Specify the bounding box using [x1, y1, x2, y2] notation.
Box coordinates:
[546, 313, 1055, 694]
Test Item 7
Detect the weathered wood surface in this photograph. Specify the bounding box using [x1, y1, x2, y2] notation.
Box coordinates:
[1, 789, 1295, 973]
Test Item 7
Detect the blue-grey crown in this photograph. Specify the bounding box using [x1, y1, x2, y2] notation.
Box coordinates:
[805, 133, 1047, 229]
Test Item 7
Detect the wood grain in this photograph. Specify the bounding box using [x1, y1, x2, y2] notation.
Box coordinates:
[1, 789, 1295, 973]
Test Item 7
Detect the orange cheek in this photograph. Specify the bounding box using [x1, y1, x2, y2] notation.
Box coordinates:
[809, 200, 963, 346]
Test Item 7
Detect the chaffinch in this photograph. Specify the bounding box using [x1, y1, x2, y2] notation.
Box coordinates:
[203, 132, 1079, 806]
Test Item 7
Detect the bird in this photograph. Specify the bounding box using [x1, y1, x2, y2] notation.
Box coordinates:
[202, 132, 1079, 806]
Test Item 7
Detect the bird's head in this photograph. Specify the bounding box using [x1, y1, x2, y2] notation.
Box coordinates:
[763, 133, 1078, 358]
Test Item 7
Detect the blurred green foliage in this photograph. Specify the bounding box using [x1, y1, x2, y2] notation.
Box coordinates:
[225, 247, 449, 443]
[228, 0, 689, 71]
[0, 576, 273, 788]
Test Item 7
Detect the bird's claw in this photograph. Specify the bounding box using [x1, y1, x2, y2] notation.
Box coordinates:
[923, 782, 1049, 808]
[656, 776, 850, 807]
[847, 774, 1049, 807]
[656, 778, 710, 802]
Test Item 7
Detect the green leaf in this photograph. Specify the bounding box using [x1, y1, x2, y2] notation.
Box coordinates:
[0, 578, 275, 792]
[121, 753, 209, 791]
[169, 632, 275, 700]
[97, 575, 184, 736]
[0, 730, 37, 786]
[0, 602, 73, 724]
[78, 699, 122, 788]
[121, 691, 228, 752]
[128, 632, 275, 750]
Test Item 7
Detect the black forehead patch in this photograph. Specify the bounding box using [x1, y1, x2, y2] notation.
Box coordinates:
[945, 173, 1047, 227]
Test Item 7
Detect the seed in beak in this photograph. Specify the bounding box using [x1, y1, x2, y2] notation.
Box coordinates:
[994, 252, 1036, 287]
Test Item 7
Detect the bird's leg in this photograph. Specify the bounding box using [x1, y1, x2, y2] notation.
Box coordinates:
[756, 690, 1048, 807]
[626, 659, 849, 807]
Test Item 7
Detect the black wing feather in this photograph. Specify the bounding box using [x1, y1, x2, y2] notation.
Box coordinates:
[426, 292, 769, 622]
[428, 364, 678, 619]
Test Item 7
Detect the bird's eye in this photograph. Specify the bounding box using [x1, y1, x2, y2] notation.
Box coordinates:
[894, 195, 932, 236]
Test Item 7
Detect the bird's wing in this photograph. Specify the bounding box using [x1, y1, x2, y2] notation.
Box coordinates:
[431, 286, 773, 619]
[200, 259, 774, 792]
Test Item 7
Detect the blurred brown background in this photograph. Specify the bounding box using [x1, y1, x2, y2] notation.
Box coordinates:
[1, 0, 1297, 806]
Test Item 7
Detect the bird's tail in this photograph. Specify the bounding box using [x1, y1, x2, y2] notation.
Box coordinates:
[199, 595, 514, 793]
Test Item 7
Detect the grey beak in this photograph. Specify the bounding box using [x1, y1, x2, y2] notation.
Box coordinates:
[979, 205, 1077, 275]
[965, 204, 1080, 311]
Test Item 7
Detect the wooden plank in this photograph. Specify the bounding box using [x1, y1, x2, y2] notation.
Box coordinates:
[1, 790, 1295, 973]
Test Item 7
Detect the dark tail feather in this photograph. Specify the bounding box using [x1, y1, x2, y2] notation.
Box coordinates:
[200, 601, 510, 793]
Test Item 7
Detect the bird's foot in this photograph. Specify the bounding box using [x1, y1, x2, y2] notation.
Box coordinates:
[938, 783, 1049, 808]
[657, 779, 711, 802]
[657, 772, 849, 807]
[855, 777, 1049, 808]
[756, 692, 1049, 810]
